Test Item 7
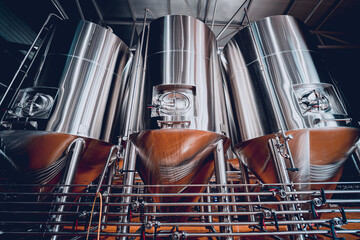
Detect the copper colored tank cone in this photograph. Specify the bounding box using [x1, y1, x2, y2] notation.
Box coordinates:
[131, 129, 230, 221]
[236, 127, 360, 193]
[0, 130, 113, 194]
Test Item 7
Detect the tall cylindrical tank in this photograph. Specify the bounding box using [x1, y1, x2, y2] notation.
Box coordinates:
[0, 20, 133, 190]
[126, 15, 230, 216]
[221, 15, 359, 190]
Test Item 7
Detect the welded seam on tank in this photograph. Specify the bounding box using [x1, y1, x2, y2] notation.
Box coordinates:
[244, 49, 318, 67]
[45, 53, 130, 77]
[147, 49, 215, 61]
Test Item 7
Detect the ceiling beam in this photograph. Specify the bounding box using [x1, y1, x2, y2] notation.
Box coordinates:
[91, 0, 104, 23]
[216, 0, 248, 40]
[283, 0, 296, 15]
[240, 0, 253, 25]
[75, 0, 85, 20]
[304, 0, 323, 24]
[315, 0, 344, 31]
[127, 0, 137, 22]
[318, 45, 359, 49]
[204, 0, 210, 23]
[51, 0, 68, 20]
[104, 19, 242, 29]
[197, 0, 202, 19]
[168, 0, 171, 15]
[184, 0, 195, 18]
[210, 0, 218, 30]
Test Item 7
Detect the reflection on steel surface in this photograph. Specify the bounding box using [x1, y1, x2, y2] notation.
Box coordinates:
[124, 15, 230, 218]
[0, 130, 113, 193]
[0, 20, 132, 189]
[125, 15, 228, 133]
[222, 15, 360, 190]
[131, 129, 230, 221]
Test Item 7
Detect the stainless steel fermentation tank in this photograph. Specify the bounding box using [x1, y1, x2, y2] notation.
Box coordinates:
[222, 15, 360, 192]
[124, 15, 230, 218]
[0, 20, 133, 192]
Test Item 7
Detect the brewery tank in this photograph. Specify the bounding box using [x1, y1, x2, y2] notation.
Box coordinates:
[125, 15, 230, 215]
[221, 15, 359, 190]
[0, 20, 133, 190]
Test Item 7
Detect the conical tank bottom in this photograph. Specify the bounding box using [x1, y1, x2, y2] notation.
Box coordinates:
[0, 130, 113, 194]
[131, 129, 230, 221]
[236, 127, 360, 193]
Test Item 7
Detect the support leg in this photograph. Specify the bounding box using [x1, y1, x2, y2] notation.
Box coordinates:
[51, 138, 85, 240]
[117, 141, 137, 239]
[214, 139, 233, 240]
[239, 160, 256, 223]
[268, 138, 305, 240]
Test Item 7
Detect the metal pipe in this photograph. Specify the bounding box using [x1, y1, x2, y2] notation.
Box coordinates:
[214, 139, 233, 239]
[240, 0, 252, 26]
[51, 0, 69, 20]
[315, 0, 344, 31]
[4, 229, 360, 238]
[3, 181, 359, 188]
[2, 181, 360, 188]
[216, 0, 248, 40]
[211, 0, 218, 30]
[268, 139, 291, 186]
[239, 160, 256, 222]
[304, 0, 323, 23]
[268, 139, 304, 240]
[123, 8, 149, 138]
[5, 198, 360, 208]
[96, 145, 120, 194]
[4, 189, 360, 198]
[4, 218, 360, 227]
[51, 138, 85, 240]
[117, 142, 137, 239]
[101, 161, 117, 226]
[4, 209, 360, 217]
[206, 186, 213, 223]
[146, 8, 157, 19]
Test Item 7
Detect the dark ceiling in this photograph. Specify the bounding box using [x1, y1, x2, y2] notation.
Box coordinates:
[1, 0, 360, 48]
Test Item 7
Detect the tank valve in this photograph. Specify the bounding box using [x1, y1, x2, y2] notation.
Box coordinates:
[332, 217, 343, 227]
[172, 231, 187, 240]
[313, 197, 323, 207]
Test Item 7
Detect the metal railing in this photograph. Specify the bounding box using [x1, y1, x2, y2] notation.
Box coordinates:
[1, 167, 359, 240]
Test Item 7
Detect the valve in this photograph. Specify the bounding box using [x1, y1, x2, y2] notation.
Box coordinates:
[332, 217, 343, 227]
[313, 197, 323, 207]
[278, 189, 287, 199]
